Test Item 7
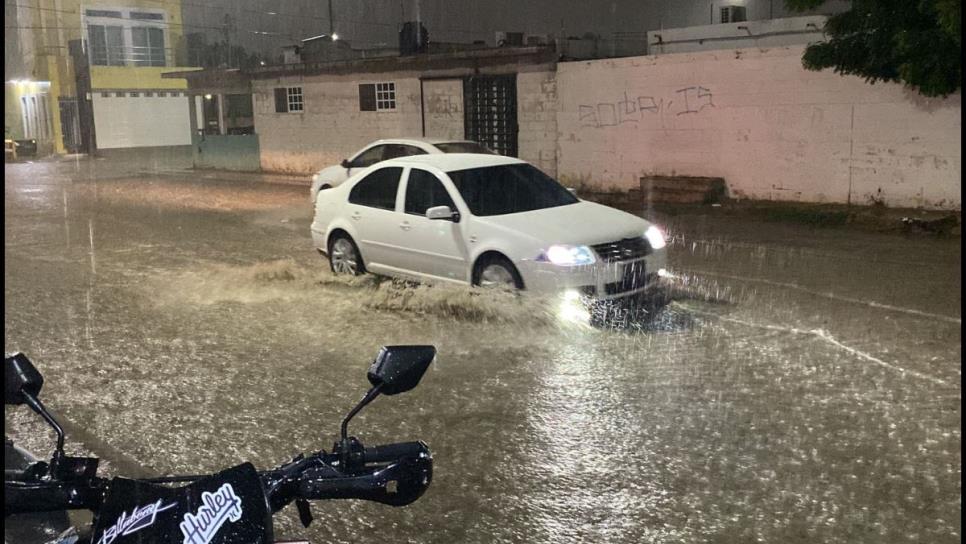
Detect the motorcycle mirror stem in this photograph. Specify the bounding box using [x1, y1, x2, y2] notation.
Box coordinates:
[22, 392, 68, 472]
[338, 383, 383, 468]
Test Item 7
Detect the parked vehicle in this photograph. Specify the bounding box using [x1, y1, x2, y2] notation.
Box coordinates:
[4, 346, 436, 544]
[311, 154, 668, 302]
[309, 138, 495, 203]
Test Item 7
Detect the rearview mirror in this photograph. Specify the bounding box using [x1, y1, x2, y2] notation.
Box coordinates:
[5, 352, 43, 405]
[368, 345, 436, 396]
[426, 205, 459, 222]
[341, 159, 351, 169]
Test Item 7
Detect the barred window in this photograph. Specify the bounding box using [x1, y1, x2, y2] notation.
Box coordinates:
[375, 82, 396, 111]
[287, 87, 303, 112]
[359, 82, 396, 111]
[276, 87, 303, 112]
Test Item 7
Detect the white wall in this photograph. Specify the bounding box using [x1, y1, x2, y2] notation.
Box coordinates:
[517, 70, 558, 176]
[253, 73, 424, 174]
[556, 46, 961, 210]
[92, 92, 192, 149]
[253, 67, 559, 176]
[422, 78, 464, 140]
[647, 16, 829, 55]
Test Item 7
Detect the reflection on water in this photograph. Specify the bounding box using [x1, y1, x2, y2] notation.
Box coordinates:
[4, 163, 961, 544]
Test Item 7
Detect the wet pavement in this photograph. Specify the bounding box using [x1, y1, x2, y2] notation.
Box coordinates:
[4, 159, 961, 543]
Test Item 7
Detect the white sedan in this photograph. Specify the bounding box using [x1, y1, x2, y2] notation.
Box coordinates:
[311, 154, 668, 301]
[309, 138, 495, 203]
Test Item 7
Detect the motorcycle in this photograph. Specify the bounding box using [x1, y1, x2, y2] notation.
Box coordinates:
[4, 345, 437, 544]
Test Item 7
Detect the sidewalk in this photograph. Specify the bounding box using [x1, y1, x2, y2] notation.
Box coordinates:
[153, 167, 311, 186]
[581, 192, 961, 237]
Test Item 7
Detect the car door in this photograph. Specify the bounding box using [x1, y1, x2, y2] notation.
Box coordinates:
[345, 166, 405, 272]
[387, 167, 469, 283]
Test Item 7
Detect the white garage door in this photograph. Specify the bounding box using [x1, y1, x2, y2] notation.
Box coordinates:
[92, 91, 191, 149]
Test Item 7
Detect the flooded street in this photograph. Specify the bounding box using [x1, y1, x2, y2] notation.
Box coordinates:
[4, 159, 961, 543]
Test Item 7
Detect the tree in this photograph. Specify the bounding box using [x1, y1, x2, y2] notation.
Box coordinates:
[786, 0, 962, 97]
[186, 33, 264, 70]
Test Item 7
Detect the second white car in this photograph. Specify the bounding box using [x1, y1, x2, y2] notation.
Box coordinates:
[309, 137, 495, 203]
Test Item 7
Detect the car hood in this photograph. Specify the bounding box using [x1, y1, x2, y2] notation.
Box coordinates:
[474, 200, 653, 246]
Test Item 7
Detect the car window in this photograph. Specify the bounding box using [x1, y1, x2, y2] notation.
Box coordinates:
[348, 167, 403, 211]
[434, 142, 496, 154]
[384, 144, 428, 160]
[351, 145, 386, 168]
[404, 169, 457, 216]
[448, 163, 578, 217]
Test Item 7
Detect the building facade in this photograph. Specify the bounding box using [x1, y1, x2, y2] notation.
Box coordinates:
[4, 0, 200, 155]
[248, 47, 558, 176]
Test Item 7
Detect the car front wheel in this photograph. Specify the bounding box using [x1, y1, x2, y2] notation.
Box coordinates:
[473, 255, 524, 290]
[328, 234, 365, 276]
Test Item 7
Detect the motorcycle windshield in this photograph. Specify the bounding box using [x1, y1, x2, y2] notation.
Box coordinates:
[91, 463, 272, 544]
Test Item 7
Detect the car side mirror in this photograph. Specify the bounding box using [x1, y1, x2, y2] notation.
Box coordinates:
[426, 205, 460, 222]
[341, 159, 351, 169]
[367, 345, 436, 396]
[5, 352, 43, 405]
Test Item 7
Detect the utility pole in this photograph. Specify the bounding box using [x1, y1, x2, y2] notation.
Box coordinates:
[328, 0, 334, 35]
[222, 13, 233, 68]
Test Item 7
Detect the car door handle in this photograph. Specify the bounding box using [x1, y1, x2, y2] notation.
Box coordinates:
[351, 212, 362, 221]
[399, 221, 412, 231]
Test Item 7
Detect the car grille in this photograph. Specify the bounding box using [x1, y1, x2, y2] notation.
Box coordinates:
[591, 237, 653, 263]
[603, 261, 650, 295]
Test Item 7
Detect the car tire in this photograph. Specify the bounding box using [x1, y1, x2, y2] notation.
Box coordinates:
[328, 233, 366, 276]
[472, 254, 524, 290]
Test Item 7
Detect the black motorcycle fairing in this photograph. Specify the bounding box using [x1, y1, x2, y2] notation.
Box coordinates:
[90, 463, 272, 544]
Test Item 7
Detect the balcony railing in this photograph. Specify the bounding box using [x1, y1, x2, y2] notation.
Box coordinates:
[87, 43, 186, 68]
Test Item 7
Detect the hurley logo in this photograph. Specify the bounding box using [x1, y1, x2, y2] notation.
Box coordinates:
[179, 483, 244, 544]
[96, 498, 176, 544]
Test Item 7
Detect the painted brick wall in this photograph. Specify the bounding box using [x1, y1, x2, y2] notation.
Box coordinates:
[556, 46, 962, 210]
[422, 78, 463, 140]
[253, 73, 423, 174]
[517, 70, 558, 177]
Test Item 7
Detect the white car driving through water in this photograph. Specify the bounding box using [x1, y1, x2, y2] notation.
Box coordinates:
[309, 137, 495, 203]
[311, 154, 667, 301]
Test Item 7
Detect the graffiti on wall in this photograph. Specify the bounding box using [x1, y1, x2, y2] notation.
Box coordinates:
[578, 86, 715, 128]
[426, 95, 462, 118]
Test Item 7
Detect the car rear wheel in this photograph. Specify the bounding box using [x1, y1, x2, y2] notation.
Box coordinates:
[328, 234, 365, 276]
[473, 255, 524, 290]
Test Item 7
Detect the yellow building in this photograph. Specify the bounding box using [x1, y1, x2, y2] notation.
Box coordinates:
[5, 0, 200, 155]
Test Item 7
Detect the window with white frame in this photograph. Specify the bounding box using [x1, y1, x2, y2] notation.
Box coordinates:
[275, 87, 303, 113]
[84, 8, 168, 67]
[375, 82, 396, 111]
[287, 87, 303, 112]
[19, 94, 51, 140]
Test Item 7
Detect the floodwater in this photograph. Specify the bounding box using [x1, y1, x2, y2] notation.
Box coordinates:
[4, 158, 961, 543]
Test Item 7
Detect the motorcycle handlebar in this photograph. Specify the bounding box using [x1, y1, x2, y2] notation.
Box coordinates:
[360, 441, 428, 464]
[5, 441, 432, 517]
[295, 441, 432, 507]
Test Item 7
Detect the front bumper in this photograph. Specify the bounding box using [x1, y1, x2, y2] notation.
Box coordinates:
[518, 249, 668, 301]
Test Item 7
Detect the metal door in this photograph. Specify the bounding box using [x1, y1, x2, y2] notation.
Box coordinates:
[58, 97, 82, 153]
[463, 74, 517, 157]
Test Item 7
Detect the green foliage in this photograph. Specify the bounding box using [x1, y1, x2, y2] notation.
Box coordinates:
[186, 33, 264, 70]
[787, 0, 962, 97]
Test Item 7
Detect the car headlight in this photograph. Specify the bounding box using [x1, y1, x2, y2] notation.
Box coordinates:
[538, 245, 596, 266]
[644, 226, 666, 250]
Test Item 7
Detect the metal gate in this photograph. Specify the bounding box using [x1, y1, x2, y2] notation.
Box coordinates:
[58, 97, 82, 153]
[463, 74, 517, 157]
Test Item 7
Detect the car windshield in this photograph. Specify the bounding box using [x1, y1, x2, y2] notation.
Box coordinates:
[447, 163, 579, 216]
[434, 142, 497, 154]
